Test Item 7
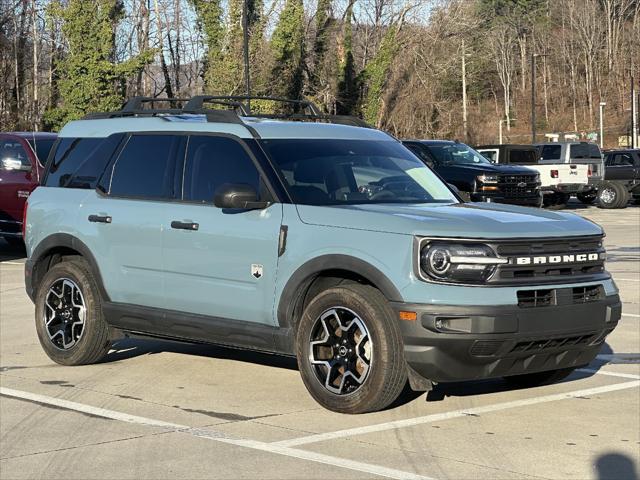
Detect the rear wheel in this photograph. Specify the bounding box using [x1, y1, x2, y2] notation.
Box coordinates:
[504, 367, 576, 388]
[576, 192, 597, 204]
[296, 283, 406, 414]
[35, 258, 111, 365]
[598, 182, 628, 209]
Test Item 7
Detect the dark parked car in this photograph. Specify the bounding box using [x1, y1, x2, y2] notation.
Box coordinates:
[598, 149, 640, 208]
[403, 140, 542, 207]
[0, 132, 57, 246]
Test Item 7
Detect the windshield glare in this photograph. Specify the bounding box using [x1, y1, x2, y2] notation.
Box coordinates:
[428, 143, 491, 165]
[261, 139, 458, 206]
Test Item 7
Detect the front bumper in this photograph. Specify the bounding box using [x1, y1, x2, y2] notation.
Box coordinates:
[393, 291, 621, 382]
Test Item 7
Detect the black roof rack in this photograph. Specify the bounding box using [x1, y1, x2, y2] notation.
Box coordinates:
[82, 95, 372, 128]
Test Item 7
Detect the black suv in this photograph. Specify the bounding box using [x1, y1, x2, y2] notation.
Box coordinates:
[403, 140, 542, 207]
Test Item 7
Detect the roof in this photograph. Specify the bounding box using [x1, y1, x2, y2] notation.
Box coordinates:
[58, 114, 392, 142]
[402, 139, 457, 145]
[476, 144, 538, 149]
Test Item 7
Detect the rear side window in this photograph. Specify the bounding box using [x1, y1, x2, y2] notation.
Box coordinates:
[509, 149, 537, 164]
[45, 138, 104, 187]
[108, 134, 182, 199]
[540, 145, 561, 161]
[608, 153, 635, 166]
[182, 135, 262, 203]
[25, 138, 56, 165]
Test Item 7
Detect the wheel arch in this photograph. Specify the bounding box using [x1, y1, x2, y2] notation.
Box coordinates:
[276, 255, 403, 330]
[28, 233, 109, 302]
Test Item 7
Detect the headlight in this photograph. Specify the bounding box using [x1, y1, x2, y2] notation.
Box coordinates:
[476, 174, 498, 184]
[419, 241, 507, 284]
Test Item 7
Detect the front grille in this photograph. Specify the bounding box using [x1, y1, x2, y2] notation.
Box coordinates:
[490, 236, 607, 285]
[497, 174, 539, 198]
[517, 289, 555, 308]
[573, 285, 604, 303]
[509, 332, 598, 354]
[470, 340, 504, 357]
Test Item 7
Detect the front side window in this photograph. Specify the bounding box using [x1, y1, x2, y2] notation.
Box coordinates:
[261, 139, 457, 205]
[425, 143, 491, 165]
[45, 138, 104, 187]
[108, 134, 181, 199]
[25, 138, 56, 165]
[182, 135, 263, 203]
[609, 153, 634, 166]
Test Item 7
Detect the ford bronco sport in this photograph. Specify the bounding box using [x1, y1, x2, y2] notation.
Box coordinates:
[24, 96, 621, 414]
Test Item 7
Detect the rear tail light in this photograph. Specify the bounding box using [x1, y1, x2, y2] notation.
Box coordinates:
[551, 170, 559, 178]
[588, 166, 592, 177]
[22, 199, 28, 238]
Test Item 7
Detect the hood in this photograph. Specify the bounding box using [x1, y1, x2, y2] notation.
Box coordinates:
[446, 163, 537, 175]
[296, 202, 603, 239]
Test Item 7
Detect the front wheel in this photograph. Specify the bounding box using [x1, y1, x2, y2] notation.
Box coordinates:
[296, 283, 407, 414]
[504, 367, 575, 388]
[35, 258, 112, 365]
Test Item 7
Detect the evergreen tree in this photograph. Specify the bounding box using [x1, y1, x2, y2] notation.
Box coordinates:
[336, 2, 357, 115]
[361, 25, 400, 125]
[44, 0, 152, 129]
[190, 0, 228, 94]
[269, 0, 305, 104]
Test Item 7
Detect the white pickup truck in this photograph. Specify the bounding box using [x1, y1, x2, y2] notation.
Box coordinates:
[476, 144, 589, 208]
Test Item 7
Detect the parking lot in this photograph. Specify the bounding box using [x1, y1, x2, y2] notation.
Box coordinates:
[0, 202, 638, 480]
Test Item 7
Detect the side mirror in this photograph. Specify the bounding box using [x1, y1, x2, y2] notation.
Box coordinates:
[1, 158, 31, 172]
[448, 183, 460, 195]
[214, 183, 270, 210]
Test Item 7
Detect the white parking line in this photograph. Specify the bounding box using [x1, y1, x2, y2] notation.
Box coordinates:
[622, 313, 640, 318]
[579, 368, 640, 379]
[0, 387, 432, 480]
[274, 380, 640, 447]
[616, 278, 640, 282]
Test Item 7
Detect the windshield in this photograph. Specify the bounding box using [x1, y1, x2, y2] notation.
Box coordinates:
[426, 143, 491, 165]
[261, 139, 457, 205]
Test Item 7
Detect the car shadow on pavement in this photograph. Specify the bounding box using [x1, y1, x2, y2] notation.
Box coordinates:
[103, 336, 299, 371]
[595, 453, 639, 480]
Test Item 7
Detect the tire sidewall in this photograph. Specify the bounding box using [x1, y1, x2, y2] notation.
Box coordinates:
[35, 260, 106, 365]
[296, 285, 403, 413]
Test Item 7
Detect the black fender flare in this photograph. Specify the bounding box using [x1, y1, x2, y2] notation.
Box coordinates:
[276, 254, 403, 329]
[27, 233, 110, 302]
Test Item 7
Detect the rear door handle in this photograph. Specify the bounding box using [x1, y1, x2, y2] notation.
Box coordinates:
[171, 220, 199, 231]
[88, 214, 112, 223]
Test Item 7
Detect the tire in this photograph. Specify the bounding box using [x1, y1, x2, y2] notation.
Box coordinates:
[296, 283, 407, 414]
[598, 182, 628, 209]
[576, 192, 596, 204]
[35, 258, 111, 366]
[504, 367, 575, 388]
[543, 192, 569, 210]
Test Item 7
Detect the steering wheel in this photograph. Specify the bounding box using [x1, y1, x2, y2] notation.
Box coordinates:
[369, 189, 397, 201]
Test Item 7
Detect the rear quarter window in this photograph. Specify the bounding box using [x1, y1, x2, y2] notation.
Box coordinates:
[44, 135, 123, 188]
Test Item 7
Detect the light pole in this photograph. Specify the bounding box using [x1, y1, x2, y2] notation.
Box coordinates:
[599, 102, 606, 148]
[531, 53, 547, 144]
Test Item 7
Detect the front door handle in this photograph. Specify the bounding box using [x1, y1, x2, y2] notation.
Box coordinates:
[171, 220, 199, 231]
[88, 214, 112, 223]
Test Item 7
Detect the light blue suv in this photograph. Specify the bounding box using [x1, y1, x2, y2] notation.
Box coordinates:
[24, 96, 621, 413]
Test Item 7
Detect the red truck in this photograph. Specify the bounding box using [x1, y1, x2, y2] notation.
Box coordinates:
[0, 132, 57, 246]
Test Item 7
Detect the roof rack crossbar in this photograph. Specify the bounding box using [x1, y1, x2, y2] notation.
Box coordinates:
[184, 96, 250, 115]
[121, 96, 191, 112]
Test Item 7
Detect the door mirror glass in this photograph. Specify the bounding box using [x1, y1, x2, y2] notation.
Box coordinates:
[1, 158, 31, 172]
[214, 183, 270, 210]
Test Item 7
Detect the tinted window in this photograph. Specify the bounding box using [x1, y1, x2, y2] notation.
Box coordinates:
[509, 149, 538, 164]
[262, 139, 456, 205]
[570, 143, 601, 159]
[25, 138, 56, 164]
[540, 145, 561, 160]
[425, 143, 491, 165]
[183, 136, 262, 203]
[45, 138, 104, 187]
[0, 139, 30, 167]
[108, 134, 181, 198]
[609, 153, 634, 166]
[479, 150, 497, 162]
